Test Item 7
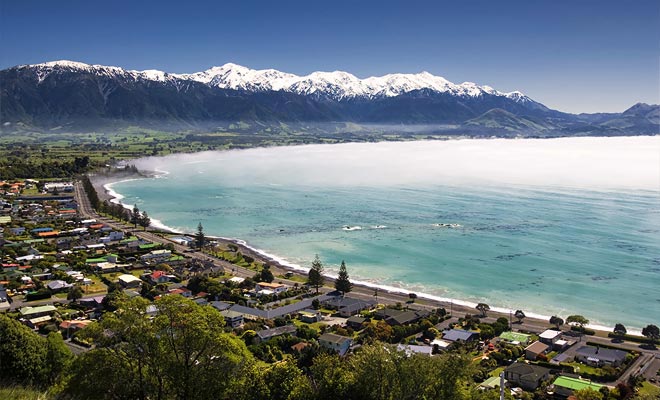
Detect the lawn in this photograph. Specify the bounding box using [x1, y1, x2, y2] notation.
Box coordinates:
[638, 381, 660, 398]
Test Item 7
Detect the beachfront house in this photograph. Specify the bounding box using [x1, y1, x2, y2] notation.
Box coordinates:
[538, 329, 562, 345]
[319, 332, 353, 356]
[504, 362, 550, 391]
[574, 345, 627, 367]
[255, 281, 288, 295]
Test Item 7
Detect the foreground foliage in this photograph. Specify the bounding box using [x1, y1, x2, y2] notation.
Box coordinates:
[1, 296, 480, 400]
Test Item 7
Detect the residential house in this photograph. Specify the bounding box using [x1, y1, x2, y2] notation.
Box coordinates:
[47, 280, 73, 292]
[538, 329, 563, 345]
[60, 320, 93, 338]
[524, 341, 549, 361]
[498, 331, 532, 345]
[442, 329, 479, 343]
[323, 296, 376, 317]
[255, 325, 297, 343]
[141, 249, 172, 264]
[397, 344, 433, 356]
[346, 315, 368, 330]
[319, 332, 353, 356]
[148, 270, 172, 285]
[552, 376, 603, 397]
[479, 376, 507, 390]
[255, 281, 288, 295]
[298, 309, 322, 323]
[220, 310, 244, 329]
[574, 345, 627, 367]
[504, 362, 550, 391]
[118, 274, 142, 288]
[20, 305, 57, 319]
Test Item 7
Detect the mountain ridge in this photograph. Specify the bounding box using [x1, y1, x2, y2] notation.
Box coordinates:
[1, 60, 657, 136]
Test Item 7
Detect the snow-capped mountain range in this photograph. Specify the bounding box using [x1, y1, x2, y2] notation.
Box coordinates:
[2, 60, 657, 135]
[22, 60, 533, 103]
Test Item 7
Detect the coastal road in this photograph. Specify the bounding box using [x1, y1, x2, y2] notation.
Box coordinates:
[75, 181, 660, 363]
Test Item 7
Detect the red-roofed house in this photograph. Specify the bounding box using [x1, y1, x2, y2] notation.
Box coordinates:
[149, 270, 172, 285]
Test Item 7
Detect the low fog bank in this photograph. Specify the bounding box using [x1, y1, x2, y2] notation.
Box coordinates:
[131, 136, 660, 191]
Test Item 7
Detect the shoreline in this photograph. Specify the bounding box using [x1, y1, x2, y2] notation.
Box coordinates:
[90, 170, 644, 335]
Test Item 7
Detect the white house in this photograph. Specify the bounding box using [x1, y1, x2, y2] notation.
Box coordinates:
[255, 281, 288, 295]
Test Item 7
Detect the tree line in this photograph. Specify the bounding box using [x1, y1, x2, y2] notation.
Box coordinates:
[0, 296, 486, 400]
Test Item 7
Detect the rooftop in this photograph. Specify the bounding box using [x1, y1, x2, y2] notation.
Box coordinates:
[553, 376, 603, 391]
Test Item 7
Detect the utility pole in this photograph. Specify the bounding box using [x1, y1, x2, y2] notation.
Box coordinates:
[499, 371, 505, 400]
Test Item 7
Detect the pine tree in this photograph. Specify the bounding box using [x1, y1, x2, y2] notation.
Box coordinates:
[307, 254, 325, 295]
[131, 205, 140, 227]
[138, 211, 151, 230]
[334, 260, 352, 295]
[195, 222, 205, 249]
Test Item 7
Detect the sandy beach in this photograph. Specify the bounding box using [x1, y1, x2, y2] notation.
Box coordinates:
[88, 171, 625, 337]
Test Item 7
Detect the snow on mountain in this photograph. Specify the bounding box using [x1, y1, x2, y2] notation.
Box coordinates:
[18, 60, 531, 102]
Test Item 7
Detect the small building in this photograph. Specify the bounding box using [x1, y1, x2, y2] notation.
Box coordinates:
[220, 310, 244, 329]
[46, 280, 73, 292]
[319, 332, 353, 356]
[148, 270, 172, 285]
[504, 362, 551, 391]
[118, 274, 142, 288]
[20, 305, 57, 319]
[255, 281, 288, 295]
[538, 329, 562, 345]
[298, 309, 322, 323]
[60, 320, 93, 338]
[141, 249, 172, 264]
[552, 376, 603, 397]
[346, 315, 368, 330]
[431, 339, 452, 352]
[397, 344, 433, 356]
[255, 325, 297, 343]
[442, 329, 479, 343]
[574, 345, 627, 367]
[323, 296, 376, 317]
[480, 376, 506, 390]
[498, 331, 532, 345]
[524, 341, 549, 361]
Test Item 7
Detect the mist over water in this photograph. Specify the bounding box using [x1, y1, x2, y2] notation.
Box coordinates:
[112, 136, 660, 331]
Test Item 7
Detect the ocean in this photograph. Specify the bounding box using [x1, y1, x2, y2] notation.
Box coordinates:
[107, 136, 660, 332]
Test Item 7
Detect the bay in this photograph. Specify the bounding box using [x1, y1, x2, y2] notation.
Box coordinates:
[109, 136, 660, 332]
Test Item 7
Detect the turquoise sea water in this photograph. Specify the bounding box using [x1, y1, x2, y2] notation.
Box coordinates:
[109, 137, 660, 331]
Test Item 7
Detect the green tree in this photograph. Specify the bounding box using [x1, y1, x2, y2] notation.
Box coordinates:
[307, 254, 325, 295]
[334, 260, 352, 295]
[64, 296, 255, 400]
[256, 265, 274, 283]
[573, 387, 604, 400]
[476, 303, 490, 317]
[641, 324, 659, 345]
[131, 204, 140, 227]
[566, 315, 589, 331]
[550, 315, 564, 329]
[195, 222, 206, 249]
[309, 353, 354, 400]
[613, 323, 627, 338]
[45, 332, 73, 386]
[67, 285, 83, 302]
[514, 310, 526, 324]
[138, 211, 151, 230]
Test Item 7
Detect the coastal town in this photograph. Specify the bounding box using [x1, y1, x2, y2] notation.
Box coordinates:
[0, 176, 658, 400]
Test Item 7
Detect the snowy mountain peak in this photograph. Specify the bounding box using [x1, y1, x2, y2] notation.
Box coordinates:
[17, 60, 529, 101]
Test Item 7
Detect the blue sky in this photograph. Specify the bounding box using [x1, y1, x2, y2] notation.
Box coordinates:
[1, 0, 658, 113]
